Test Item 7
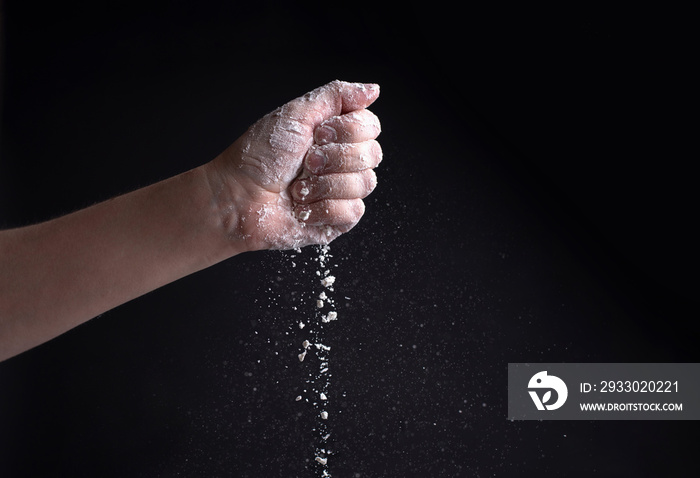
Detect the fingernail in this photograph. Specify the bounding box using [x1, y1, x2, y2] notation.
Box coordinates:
[315, 125, 337, 145]
[306, 149, 327, 173]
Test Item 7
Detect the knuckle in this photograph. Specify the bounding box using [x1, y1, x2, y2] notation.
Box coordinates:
[370, 140, 383, 165]
[361, 169, 378, 195]
[362, 109, 381, 130]
[352, 199, 366, 221]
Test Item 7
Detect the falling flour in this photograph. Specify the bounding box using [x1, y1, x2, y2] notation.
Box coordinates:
[321, 311, 337, 323]
[320, 276, 335, 288]
[294, 244, 338, 476]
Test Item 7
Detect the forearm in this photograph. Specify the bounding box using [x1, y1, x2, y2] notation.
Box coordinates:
[0, 80, 381, 362]
[0, 161, 245, 360]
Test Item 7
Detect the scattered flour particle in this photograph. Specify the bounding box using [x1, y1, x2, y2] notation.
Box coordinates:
[299, 322, 305, 329]
[315, 457, 327, 465]
[295, 395, 302, 401]
[320, 393, 327, 400]
[321, 276, 336, 287]
[298, 351, 307, 362]
[315, 343, 331, 351]
[320, 411, 328, 420]
[317, 300, 324, 308]
[300, 187, 310, 197]
[319, 291, 327, 300]
[302, 340, 310, 349]
[298, 210, 310, 221]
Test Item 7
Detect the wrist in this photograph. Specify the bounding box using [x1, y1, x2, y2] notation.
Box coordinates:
[200, 154, 255, 256]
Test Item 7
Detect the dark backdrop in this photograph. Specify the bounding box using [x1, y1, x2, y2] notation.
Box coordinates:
[0, 2, 697, 477]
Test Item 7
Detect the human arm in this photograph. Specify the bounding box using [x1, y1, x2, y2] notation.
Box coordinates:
[0, 80, 381, 361]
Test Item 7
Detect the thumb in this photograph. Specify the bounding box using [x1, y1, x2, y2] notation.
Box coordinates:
[283, 80, 380, 128]
[318, 79, 380, 114]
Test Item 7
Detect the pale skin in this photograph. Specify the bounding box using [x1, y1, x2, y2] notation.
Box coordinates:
[0, 80, 382, 361]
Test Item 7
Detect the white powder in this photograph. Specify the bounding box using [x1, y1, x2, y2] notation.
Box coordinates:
[321, 311, 338, 323]
[321, 276, 335, 287]
[292, 244, 342, 476]
[300, 187, 310, 197]
[298, 210, 310, 221]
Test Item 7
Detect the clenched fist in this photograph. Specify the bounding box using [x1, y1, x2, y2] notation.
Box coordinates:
[211, 80, 382, 250]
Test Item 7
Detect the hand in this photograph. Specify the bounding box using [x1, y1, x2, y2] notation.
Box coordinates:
[211, 80, 382, 251]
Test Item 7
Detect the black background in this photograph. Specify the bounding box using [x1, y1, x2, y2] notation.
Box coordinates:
[0, 1, 697, 477]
